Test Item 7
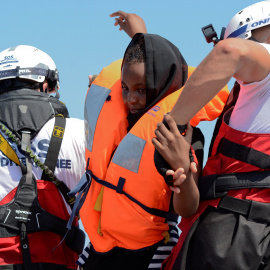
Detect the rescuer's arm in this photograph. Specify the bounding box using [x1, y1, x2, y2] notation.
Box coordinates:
[110, 11, 147, 38]
[169, 38, 270, 125]
[152, 114, 201, 218]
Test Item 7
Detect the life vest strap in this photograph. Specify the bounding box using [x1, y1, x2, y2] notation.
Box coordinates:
[61, 172, 91, 251]
[199, 170, 270, 201]
[218, 195, 270, 224]
[90, 171, 178, 220]
[218, 138, 270, 169]
[19, 222, 32, 270]
[218, 195, 251, 216]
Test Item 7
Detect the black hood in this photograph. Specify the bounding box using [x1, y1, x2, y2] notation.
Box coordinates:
[123, 33, 188, 130]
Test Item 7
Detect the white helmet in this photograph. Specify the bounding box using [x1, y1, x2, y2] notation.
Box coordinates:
[0, 45, 59, 89]
[224, 1, 270, 39]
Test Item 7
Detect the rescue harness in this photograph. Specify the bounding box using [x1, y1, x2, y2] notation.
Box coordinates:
[0, 89, 85, 269]
[199, 82, 270, 204]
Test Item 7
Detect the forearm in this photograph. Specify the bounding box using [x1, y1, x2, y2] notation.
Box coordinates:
[173, 128, 203, 218]
[173, 167, 200, 217]
[170, 41, 239, 125]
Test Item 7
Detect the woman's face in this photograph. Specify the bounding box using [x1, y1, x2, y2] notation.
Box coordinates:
[121, 62, 147, 114]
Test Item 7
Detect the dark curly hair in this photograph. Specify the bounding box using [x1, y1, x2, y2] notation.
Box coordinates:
[123, 34, 146, 65]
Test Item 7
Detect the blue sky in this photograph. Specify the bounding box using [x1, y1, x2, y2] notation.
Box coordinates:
[2, 0, 260, 159]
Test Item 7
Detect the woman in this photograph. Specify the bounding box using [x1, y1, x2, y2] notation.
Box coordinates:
[79, 32, 206, 270]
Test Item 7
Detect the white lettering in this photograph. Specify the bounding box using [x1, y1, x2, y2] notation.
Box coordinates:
[252, 18, 270, 28]
[15, 216, 30, 221]
[15, 210, 32, 215]
[19, 69, 31, 74]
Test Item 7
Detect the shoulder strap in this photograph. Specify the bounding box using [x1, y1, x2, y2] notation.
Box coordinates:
[218, 138, 270, 169]
[40, 116, 75, 208]
[208, 81, 240, 157]
[41, 116, 66, 180]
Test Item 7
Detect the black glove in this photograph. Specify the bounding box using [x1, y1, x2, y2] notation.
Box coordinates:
[154, 117, 187, 187]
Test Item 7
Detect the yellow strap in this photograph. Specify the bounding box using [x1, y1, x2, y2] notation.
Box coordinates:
[55, 114, 64, 118]
[97, 217, 103, 236]
[0, 133, 20, 165]
[94, 187, 105, 236]
[162, 231, 170, 244]
[94, 186, 104, 211]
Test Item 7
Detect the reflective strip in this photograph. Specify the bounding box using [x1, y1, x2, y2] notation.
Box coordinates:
[112, 133, 146, 173]
[84, 84, 111, 151]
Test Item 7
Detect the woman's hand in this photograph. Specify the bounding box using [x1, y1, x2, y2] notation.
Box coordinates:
[110, 11, 147, 38]
[152, 114, 193, 173]
[166, 168, 186, 193]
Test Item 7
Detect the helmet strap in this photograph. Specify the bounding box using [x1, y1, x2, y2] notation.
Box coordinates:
[39, 83, 44, 93]
[54, 87, 60, 99]
[248, 36, 258, 43]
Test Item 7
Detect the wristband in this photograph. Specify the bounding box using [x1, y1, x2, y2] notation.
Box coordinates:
[162, 117, 187, 135]
[154, 117, 189, 187]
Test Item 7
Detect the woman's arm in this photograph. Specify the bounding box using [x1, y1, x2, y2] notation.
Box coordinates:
[152, 114, 202, 217]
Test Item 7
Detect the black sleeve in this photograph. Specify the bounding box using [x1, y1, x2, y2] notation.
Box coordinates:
[191, 127, 205, 166]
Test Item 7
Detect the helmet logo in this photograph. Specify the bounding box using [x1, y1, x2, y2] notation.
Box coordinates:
[4, 56, 13, 60]
[19, 69, 31, 74]
[53, 126, 64, 138]
[251, 18, 270, 28]
[0, 55, 18, 66]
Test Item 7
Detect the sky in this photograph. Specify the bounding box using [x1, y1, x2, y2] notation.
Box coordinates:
[2, 0, 260, 159]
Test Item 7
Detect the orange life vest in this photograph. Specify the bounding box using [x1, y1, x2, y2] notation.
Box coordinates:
[81, 59, 229, 253]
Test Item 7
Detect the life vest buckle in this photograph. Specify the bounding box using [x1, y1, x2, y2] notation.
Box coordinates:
[116, 177, 126, 194]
